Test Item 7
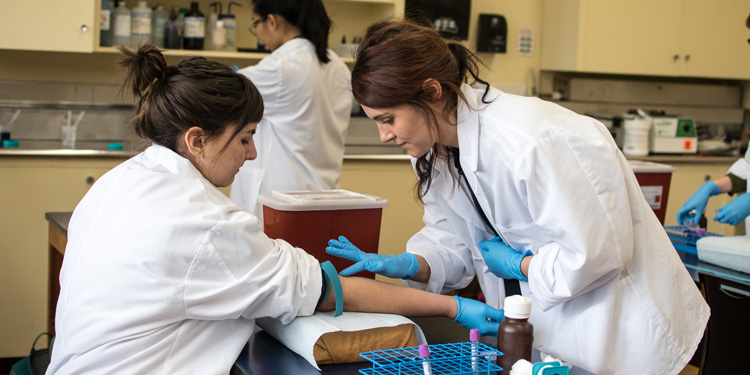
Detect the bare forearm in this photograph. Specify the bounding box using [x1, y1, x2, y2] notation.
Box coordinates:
[713, 175, 733, 194]
[408, 254, 431, 283]
[317, 276, 457, 319]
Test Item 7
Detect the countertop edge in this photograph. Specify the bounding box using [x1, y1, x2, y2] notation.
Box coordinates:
[0, 149, 414, 161]
[0, 149, 739, 163]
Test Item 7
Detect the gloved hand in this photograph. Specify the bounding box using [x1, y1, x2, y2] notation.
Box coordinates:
[677, 181, 720, 226]
[478, 237, 530, 282]
[453, 295, 505, 336]
[713, 193, 750, 226]
[326, 236, 419, 279]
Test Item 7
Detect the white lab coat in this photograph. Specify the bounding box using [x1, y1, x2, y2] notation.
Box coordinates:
[47, 145, 322, 375]
[231, 38, 352, 217]
[404, 84, 710, 375]
[726, 144, 750, 233]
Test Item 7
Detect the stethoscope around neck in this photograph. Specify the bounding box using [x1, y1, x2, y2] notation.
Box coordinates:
[450, 147, 521, 296]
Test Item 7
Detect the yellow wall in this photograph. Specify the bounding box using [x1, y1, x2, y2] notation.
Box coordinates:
[469, 0, 543, 93]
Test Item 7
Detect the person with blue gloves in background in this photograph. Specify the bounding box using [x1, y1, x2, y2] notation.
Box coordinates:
[677, 164, 749, 230]
[677, 13, 750, 235]
[327, 19, 709, 375]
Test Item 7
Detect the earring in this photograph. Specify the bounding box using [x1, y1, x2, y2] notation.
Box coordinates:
[195, 151, 203, 166]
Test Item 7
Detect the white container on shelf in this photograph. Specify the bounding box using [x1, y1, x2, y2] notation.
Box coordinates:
[622, 115, 652, 156]
[151, 4, 169, 48]
[112, 1, 131, 47]
[130, 1, 152, 46]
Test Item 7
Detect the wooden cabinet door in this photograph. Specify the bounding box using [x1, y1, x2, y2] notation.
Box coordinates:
[0, 0, 96, 53]
[579, 0, 683, 76]
[0, 157, 121, 356]
[679, 0, 750, 79]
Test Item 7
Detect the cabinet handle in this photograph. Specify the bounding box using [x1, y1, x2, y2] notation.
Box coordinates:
[81, 25, 88, 32]
[86, 176, 95, 184]
[673, 54, 680, 61]
[704, 174, 711, 182]
[684, 54, 691, 62]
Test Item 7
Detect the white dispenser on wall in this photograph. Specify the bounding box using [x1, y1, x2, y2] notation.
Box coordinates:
[112, 1, 131, 47]
[130, 1, 153, 46]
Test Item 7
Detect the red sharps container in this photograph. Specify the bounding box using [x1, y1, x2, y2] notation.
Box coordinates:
[258, 189, 388, 279]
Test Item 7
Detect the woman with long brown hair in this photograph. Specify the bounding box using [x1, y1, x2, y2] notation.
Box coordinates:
[328, 19, 709, 374]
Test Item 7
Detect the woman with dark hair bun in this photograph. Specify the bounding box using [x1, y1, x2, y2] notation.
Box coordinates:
[327, 19, 709, 375]
[46, 45, 503, 375]
[231, 0, 352, 218]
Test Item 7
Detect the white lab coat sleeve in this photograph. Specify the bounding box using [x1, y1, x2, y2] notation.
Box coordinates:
[237, 60, 283, 116]
[727, 144, 750, 181]
[404, 192, 476, 294]
[184, 211, 322, 324]
[520, 129, 635, 311]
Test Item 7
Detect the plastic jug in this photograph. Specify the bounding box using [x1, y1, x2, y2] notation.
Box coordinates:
[112, 1, 131, 47]
[622, 112, 652, 156]
[163, 6, 181, 49]
[152, 4, 169, 48]
[130, 0, 152, 46]
[220, 2, 243, 52]
[205, 2, 221, 50]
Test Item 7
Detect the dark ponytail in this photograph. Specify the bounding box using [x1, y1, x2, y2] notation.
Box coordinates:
[252, 0, 331, 63]
[352, 19, 491, 202]
[118, 44, 264, 156]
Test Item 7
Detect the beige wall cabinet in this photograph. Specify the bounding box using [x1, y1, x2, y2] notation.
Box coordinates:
[0, 0, 97, 53]
[541, 0, 750, 79]
[0, 156, 127, 357]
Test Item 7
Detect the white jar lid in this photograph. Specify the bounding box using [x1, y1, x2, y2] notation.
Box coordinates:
[504, 295, 532, 319]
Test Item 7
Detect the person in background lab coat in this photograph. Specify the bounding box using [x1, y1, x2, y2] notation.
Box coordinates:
[46, 45, 503, 375]
[677, 13, 750, 234]
[231, 0, 351, 218]
[326, 19, 709, 375]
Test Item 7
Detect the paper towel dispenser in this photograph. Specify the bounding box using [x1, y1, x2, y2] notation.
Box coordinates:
[477, 14, 507, 53]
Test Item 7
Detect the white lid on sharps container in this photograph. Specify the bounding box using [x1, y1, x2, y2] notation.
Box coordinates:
[504, 295, 532, 319]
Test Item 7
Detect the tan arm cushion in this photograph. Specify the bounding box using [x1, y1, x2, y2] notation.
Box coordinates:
[313, 323, 418, 365]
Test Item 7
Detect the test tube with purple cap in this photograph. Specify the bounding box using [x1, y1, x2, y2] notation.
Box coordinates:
[470, 328, 479, 371]
[419, 344, 432, 375]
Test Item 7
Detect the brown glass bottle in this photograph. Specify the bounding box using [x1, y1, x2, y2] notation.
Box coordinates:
[497, 295, 533, 375]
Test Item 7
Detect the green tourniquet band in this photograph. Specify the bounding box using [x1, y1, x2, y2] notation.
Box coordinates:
[321, 261, 344, 317]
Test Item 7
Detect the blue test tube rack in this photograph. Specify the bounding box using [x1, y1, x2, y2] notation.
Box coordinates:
[359, 341, 503, 375]
[664, 225, 723, 254]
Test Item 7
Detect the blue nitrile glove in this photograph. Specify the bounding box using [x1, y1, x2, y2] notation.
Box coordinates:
[478, 237, 531, 282]
[453, 295, 505, 336]
[713, 193, 750, 226]
[326, 236, 419, 279]
[677, 181, 720, 226]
